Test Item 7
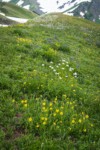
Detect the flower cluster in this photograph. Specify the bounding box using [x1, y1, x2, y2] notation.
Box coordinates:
[17, 38, 32, 44]
[18, 95, 93, 135]
[42, 59, 78, 79]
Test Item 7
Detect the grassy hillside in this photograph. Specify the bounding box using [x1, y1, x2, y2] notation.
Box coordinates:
[0, 2, 38, 19]
[0, 13, 100, 149]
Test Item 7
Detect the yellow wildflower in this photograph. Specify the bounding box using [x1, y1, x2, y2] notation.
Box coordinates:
[82, 112, 84, 115]
[43, 121, 47, 125]
[53, 113, 56, 117]
[41, 117, 45, 121]
[70, 102, 72, 105]
[71, 119, 75, 124]
[85, 115, 89, 119]
[45, 118, 48, 121]
[36, 97, 39, 101]
[42, 102, 46, 106]
[21, 100, 27, 104]
[90, 124, 93, 127]
[21, 100, 24, 104]
[53, 122, 56, 126]
[24, 100, 27, 103]
[42, 107, 46, 110]
[49, 102, 53, 107]
[36, 124, 40, 128]
[12, 99, 15, 103]
[50, 107, 53, 111]
[24, 104, 27, 107]
[83, 129, 87, 132]
[28, 117, 33, 122]
[54, 97, 57, 101]
[61, 106, 64, 109]
[60, 112, 63, 115]
[56, 109, 59, 113]
[71, 106, 74, 109]
[78, 119, 82, 123]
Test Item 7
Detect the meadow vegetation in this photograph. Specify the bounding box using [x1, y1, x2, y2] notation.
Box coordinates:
[0, 13, 100, 149]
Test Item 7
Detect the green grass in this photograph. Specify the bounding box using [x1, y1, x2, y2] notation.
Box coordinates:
[0, 2, 38, 19]
[0, 13, 100, 149]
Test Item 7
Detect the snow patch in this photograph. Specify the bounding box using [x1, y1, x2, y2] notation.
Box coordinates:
[2, 0, 11, 2]
[0, 12, 5, 16]
[80, 12, 84, 17]
[6, 16, 28, 23]
[17, 0, 24, 6]
[66, 5, 79, 13]
[37, 0, 92, 13]
[0, 24, 8, 27]
[23, 5, 30, 10]
[93, 19, 95, 22]
[64, 12, 74, 16]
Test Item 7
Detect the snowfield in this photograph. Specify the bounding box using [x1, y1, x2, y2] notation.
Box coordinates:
[6, 16, 28, 23]
[23, 5, 30, 10]
[17, 0, 24, 6]
[0, 12, 5, 16]
[1, 0, 92, 15]
[0, 24, 8, 27]
[37, 0, 92, 14]
[2, 0, 11, 2]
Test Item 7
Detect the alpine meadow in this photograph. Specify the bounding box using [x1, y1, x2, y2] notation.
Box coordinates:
[0, 12, 100, 150]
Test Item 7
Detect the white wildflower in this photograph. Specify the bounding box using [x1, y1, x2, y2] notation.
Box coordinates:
[69, 67, 74, 71]
[42, 64, 45, 66]
[55, 72, 59, 75]
[62, 59, 66, 62]
[53, 69, 56, 72]
[51, 66, 54, 69]
[73, 72, 77, 76]
[62, 68, 65, 70]
[56, 66, 59, 68]
[66, 64, 69, 67]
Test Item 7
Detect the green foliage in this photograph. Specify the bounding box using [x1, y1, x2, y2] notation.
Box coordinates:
[0, 2, 37, 19]
[0, 13, 100, 149]
[96, 41, 100, 48]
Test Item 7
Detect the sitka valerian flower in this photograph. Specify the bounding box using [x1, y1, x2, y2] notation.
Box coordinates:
[69, 67, 74, 71]
[73, 72, 77, 76]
